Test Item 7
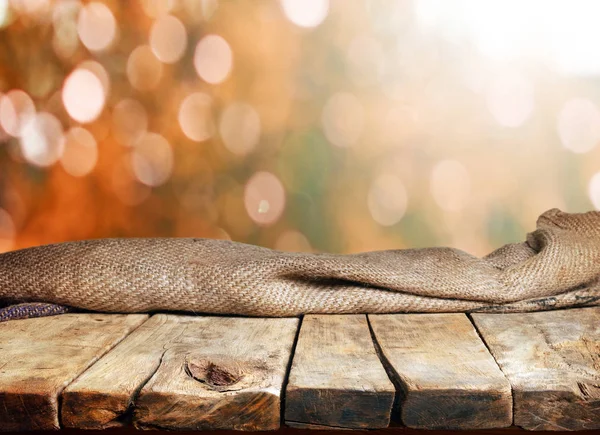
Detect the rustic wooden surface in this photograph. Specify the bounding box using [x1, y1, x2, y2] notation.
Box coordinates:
[131, 316, 298, 431]
[472, 307, 600, 431]
[285, 314, 395, 430]
[0, 313, 148, 432]
[2, 309, 600, 432]
[369, 313, 512, 430]
[63, 314, 185, 429]
[63, 315, 298, 431]
[16, 423, 600, 435]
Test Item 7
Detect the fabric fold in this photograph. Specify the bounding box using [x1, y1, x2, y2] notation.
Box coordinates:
[0, 208, 599, 320]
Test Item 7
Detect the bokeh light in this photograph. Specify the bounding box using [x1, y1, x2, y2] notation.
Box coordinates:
[127, 45, 163, 91]
[131, 132, 173, 187]
[193, 34, 233, 85]
[280, 0, 329, 28]
[2, 1, 600, 256]
[415, 0, 600, 76]
[0, 90, 35, 137]
[60, 127, 97, 177]
[20, 112, 64, 167]
[112, 99, 148, 147]
[321, 92, 364, 147]
[557, 98, 600, 154]
[79, 60, 111, 95]
[485, 69, 534, 128]
[62, 67, 107, 123]
[77, 2, 116, 52]
[179, 93, 214, 142]
[430, 160, 471, 212]
[149, 15, 187, 64]
[368, 174, 408, 227]
[588, 172, 600, 211]
[0, 1, 11, 28]
[219, 102, 261, 155]
[244, 171, 286, 226]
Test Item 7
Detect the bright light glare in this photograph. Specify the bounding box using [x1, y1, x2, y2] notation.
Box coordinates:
[415, 0, 600, 76]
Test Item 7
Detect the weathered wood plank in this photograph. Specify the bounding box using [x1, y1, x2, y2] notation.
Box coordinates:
[369, 313, 512, 430]
[134, 316, 298, 431]
[285, 314, 395, 429]
[64, 314, 298, 431]
[0, 313, 148, 432]
[472, 307, 600, 431]
[62, 314, 184, 429]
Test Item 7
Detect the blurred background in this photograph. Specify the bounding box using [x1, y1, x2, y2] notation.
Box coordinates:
[0, 0, 599, 256]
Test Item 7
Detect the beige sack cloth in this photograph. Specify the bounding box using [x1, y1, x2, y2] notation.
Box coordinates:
[0, 208, 599, 317]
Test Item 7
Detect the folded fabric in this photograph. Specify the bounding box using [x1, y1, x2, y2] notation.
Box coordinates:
[0, 208, 599, 321]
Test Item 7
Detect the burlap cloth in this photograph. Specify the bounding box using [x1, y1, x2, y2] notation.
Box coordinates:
[0, 208, 599, 321]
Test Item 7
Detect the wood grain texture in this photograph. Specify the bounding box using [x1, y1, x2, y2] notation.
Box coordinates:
[472, 307, 600, 431]
[130, 316, 298, 431]
[369, 313, 512, 430]
[0, 313, 147, 432]
[62, 314, 184, 429]
[285, 315, 395, 430]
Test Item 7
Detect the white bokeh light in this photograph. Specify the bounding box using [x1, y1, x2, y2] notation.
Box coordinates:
[244, 171, 286, 226]
[79, 60, 110, 95]
[194, 34, 233, 85]
[280, 0, 329, 28]
[485, 69, 534, 128]
[132, 132, 173, 187]
[150, 15, 187, 64]
[0, 1, 11, 28]
[0, 90, 35, 137]
[588, 172, 600, 210]
[557, 98, 600, 154]
[60, 127, 98, 177]
[20, 112, 65, 167]
[62, 68, 106, 123]
[127, 45, 163, 91]
[368, 174, 408, 226]
[219, 102, 261, 155]
[414, 0, 600, 76]
[179, 92, 214, 142]
[77, 2, 116, 52]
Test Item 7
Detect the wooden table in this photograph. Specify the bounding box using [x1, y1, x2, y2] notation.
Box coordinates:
[1, 307, 599, 432]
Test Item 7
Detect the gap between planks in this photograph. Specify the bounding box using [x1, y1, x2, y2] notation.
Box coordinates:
[62, 315, 299, 431]
[6, 309, 598, 432]
[3, 312, 513, 432]
[368, 313, 513, 430]
[284, 314, 396, 430]
[0, 314, 149, 432]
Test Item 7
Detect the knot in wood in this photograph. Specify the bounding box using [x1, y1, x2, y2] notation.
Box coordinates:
[185, 358, 244, 391]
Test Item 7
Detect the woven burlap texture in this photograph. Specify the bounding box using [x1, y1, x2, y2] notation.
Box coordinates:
[0, 208, 599, 316]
